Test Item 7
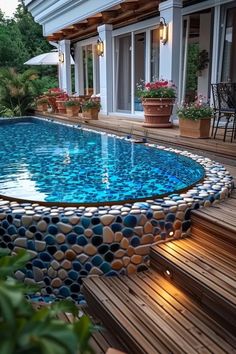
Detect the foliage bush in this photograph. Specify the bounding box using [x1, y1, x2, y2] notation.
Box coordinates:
[0, 68, 39, 116]
[0, 248, 95, 354]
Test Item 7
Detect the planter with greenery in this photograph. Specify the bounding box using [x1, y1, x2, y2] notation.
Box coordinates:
[82, 100, 101, 120]
[64, 100, 81, 117]
[36, 97, 48, 112]
[56, 93, 69, 114]
[0, 248, 95, 354]
[137, 79, 176, 128]
[177, 99, 213, 138]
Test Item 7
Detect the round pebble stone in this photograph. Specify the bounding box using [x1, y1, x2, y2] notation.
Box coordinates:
[84, 244, 97, 256]
[123, 257, 130, 266]
[55, 233, 66, 244]
[51, 278, 62, 288]
[120, 238, 129, 249]
[131, 255, 142, 265]
[100, 214, 115, 226]
[127, 246, 135, 257]
[114, 232, 123, 242]
[61, 260, 72, 270]
[54, 250, 65, 261]
[57, 222, 72, 234]
[141, 234, 154, 245]
[134, 245, 150, 256]
[127, 263, 136, 274]
[84, 228, 93, 237]
[65, 250, 76, 261]
[103, 227, 114, 243]
[111, 259, 123, 270]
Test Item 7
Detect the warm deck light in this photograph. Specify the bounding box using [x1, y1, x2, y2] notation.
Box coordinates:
[159, 17, 168, 45]
[97, 37, 104, 57]
[169, 231, 174, 237]
[165, 269, 172, 278]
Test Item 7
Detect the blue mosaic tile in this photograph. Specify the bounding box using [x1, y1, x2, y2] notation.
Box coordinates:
[98, 244, 109, 254]
[74, 225, 84, 235]
[92, 225, 103, 235]
[109, 243, 120, 252]
[39, 252, 52, 262]
[44, 235, 55, 245]
[77, 235, 88, 246]
[111, 223, 122, 232]
[48, 225, 58, 235]
[59, 286, 70, 297]
[72, 261, 82, 271]
[166, 213, 175, 222]
[100, 262, 112, 274]
[122, 228, 134, 238]
[67, 233, 77, 244]
[130, 236, 140, 247]
[91, 255, 103, 266]
[124, 215, 137, 228]
[81, 217, 90, 228]
[91, 235, 103, 246]
[104, 251, 114, 262]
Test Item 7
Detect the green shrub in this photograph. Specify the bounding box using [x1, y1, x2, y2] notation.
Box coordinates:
[0, 249, 95, 354]
[82, 100, 101, 111]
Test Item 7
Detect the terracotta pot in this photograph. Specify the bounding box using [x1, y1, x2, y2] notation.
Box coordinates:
[142, 98, 174, 128]
[66, 106, 80, 117]
[37, 103, 48, 112]
[82, 108, 99, 120]
[179, 117, 211, 138]
[56, 100, 67, 114]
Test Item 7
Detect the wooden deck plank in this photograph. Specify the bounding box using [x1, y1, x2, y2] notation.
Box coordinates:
[83, 278, 168, 354]
[83, 270, 236, 354]
[112, 275, 229, 354]
[105, 277, 204, 354]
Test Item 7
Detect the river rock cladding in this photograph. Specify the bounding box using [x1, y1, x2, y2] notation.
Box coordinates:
[0, 142, 234, 302]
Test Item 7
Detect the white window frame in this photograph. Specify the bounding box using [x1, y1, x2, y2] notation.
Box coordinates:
[112, 17, 160, 116]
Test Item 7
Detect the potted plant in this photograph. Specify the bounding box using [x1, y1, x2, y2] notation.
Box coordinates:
[137, 79, 176, 128]
[64, 100, 81, 117]
[177, 98, 213, 138]
[56, 92, 69, 114]
[82, 99, 101, 120]
[36, 97, 48, 112]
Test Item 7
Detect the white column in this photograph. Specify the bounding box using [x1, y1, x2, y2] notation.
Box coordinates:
[97, 24, 113, 115]
[74, 44, 84, 95]
[58, 39, 72, 94]
[159, 0, 182, 89]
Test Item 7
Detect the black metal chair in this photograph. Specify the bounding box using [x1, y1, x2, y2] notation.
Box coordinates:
[211, 83, 236, 142]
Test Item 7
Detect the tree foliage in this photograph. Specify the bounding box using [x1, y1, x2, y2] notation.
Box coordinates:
[0, 67, 39, 116]
[0, 1, 51, 71]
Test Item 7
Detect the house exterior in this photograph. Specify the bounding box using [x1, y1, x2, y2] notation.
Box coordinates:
[24, 0, 236, 117]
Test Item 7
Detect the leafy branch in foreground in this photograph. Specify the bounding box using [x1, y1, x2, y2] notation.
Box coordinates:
[0, 249, 95, 354]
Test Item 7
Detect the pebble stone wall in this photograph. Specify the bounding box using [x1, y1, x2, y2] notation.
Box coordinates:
[0, 125, 234, 303]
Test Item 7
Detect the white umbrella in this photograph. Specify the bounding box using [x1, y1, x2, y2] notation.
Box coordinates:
[24, 51, 74, 65]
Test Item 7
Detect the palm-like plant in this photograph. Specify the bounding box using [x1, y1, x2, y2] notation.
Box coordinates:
[0, 68, 38, 116]
[0, 249, 95, 354]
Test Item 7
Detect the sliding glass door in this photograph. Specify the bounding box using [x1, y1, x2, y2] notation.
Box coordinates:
[115, 27, 159, 114]
[116, 34, 132, 112]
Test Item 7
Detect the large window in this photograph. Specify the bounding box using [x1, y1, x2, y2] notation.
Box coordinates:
[221, 8, 236, 82]
[115, 27, 159, 114]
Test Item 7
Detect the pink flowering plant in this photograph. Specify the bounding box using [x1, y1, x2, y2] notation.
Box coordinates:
[177, 96, 213, 120]
[137, 79, 176, 99]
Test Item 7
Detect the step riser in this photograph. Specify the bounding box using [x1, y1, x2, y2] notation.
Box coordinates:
[191, 214, 236, 247]
[150, 249, 236, 333]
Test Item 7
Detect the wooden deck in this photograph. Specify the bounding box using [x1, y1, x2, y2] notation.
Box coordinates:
[83, 269, 236, 354]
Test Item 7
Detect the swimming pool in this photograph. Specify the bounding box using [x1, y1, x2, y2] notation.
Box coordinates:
[0, 118, 204, 204]
[0, 117, 233, 302]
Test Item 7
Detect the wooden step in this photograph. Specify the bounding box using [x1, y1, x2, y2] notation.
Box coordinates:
[191, 190, 236, 247]
[150, 238, 236, 333]
[83, 269, 236, 354]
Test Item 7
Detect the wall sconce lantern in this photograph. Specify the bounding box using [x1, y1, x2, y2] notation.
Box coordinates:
[58, 51, 64, 63]
[159, 17, 168, 45]
[97, 37, 104, 57]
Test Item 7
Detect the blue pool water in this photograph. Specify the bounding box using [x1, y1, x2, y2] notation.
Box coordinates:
[0, 118, 204, 204]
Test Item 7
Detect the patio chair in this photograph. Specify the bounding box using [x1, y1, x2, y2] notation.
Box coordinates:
[211, 82, 236, 142]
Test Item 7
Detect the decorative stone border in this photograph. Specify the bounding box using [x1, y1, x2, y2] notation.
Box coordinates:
[0, 118, 234, 303]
